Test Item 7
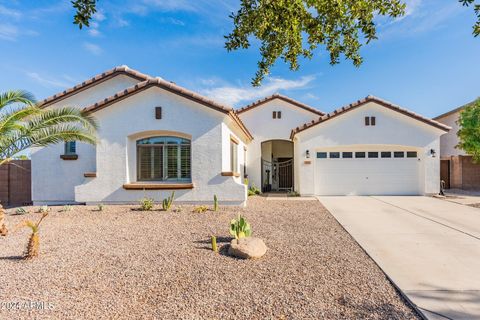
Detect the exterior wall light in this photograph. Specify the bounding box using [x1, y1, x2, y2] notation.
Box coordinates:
[305, 150, 310, 158]
[430, 149, 436, 157]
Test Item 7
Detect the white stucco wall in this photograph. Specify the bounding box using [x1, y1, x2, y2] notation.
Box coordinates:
[293, 102, 446, 195]
[31, 75, 140, 204]
[435, 111, 465, 157]
[32, 79, 248, 205]
[237, 98, 321, 189]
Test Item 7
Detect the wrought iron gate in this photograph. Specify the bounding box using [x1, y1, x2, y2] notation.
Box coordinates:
[277, 159, 293, 191]
[261, 158, 293, 192]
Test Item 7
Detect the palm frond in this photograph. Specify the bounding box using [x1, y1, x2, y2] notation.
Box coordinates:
[0, 90, 36, 111]
[0, 104, 98, 160]
[27, 107, 99, 133]
[28, 125, 97, 147]
[0, 106, 41, 136]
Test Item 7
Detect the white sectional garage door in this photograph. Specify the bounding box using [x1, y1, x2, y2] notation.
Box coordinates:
[315, 149, 421, 195]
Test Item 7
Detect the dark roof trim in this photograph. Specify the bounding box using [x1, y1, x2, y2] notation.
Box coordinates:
[433, 97, 480, 120]
[38, 65, 152, 108]
[83, 79, 253, 141]
[290, 95, 451, 139]
[236, 94, 324, 116]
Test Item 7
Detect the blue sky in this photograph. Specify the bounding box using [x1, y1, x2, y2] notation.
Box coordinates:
[0, 0, 478, 117]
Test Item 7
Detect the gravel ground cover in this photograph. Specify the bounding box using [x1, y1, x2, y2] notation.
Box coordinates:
[0, 197, 420, 319]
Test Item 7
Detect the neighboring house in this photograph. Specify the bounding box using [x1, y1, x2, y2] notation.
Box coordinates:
[31, 66, 450, 206]
[433, 98, 480, 189]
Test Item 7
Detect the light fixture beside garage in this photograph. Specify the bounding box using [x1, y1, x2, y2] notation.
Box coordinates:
[430, 149, 436, 157]
[305, 150, 310, 158]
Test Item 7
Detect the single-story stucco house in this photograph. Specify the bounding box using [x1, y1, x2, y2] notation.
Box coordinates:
[32, 66, 450, 206]
[434, 98, 480, 189]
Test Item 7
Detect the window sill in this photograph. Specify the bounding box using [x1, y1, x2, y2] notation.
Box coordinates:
[123, 183, 194, 190]
[221, 171, 241, 177]
[84, 172, 97, 178]
[60, 154, 78, 160]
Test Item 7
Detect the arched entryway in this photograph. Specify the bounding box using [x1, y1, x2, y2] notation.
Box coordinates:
[261, 140, 294, 192]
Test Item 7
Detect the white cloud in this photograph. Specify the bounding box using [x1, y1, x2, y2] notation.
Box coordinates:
[0, 5, 21, 19]
[201, 75, 316, 106]
[93, 10, 106, 22]
[88, 28, 101, 37]
[83, 42, 103, 55]
[159, 17, 185, 26]
[87, 11, 105, 37]
[26, 72, 73, 89]
[114, 16, 130, 27]
[378, 1, 464, 39]
[142, 0, 197, 12]
[0, 23, 18, 41]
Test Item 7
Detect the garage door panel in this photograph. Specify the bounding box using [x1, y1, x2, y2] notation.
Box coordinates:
[315, 151, 421, 195]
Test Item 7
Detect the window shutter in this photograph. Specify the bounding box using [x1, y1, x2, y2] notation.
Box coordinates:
[180, 145, 191, 179]
[166, 145, 178, 179]
[155, 107, 162, 119]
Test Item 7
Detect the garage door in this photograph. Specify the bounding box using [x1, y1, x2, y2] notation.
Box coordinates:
[315, 150, 421, 195]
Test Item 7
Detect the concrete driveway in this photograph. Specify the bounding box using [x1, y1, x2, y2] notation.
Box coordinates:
[318, 196, 480, 320]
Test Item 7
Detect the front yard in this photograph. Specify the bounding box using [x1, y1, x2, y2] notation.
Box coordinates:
[0, 197, 419, 319]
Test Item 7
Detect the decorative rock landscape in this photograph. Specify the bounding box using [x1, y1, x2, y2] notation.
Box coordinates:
[228, 237, 267, 259]
[226, 213, 267, 259]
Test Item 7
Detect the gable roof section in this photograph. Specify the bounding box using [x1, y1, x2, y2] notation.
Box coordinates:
[433, 97, 480, 120]
[236, 94, 324, 116]
[38, 65, 152, 108]
[290, 95, 450, 139]
[83, 78, 253, 141]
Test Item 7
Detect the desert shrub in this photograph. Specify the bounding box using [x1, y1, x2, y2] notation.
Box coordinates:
[97, 203, 105, 211]
[248, 185, 261, 196]
[38, 205, 49, 213]
[60, 205, 72, 212]
[139, 198, 154, 211]
[193, 205, 208, 213]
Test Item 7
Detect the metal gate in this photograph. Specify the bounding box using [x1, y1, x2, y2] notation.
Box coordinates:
[277, 159, 293, 190]
[261, 158, 293, 192]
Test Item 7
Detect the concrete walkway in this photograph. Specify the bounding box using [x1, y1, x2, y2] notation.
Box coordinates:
[318, 196, 480, 320]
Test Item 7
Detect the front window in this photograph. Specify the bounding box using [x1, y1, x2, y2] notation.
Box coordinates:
[65, 141, 76, 155]
[230, 138, 238, 173]
[137, 136, 191, 182]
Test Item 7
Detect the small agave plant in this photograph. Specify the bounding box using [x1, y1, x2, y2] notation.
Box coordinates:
[229, 214, 252, 239]
[16, 207, 28, 215]
[162, 191, 175, 211]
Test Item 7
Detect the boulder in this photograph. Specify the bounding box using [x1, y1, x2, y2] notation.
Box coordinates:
[228, 237, 267, 259]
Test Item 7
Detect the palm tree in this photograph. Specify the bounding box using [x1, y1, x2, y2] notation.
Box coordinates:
[0, 90, 98, 165]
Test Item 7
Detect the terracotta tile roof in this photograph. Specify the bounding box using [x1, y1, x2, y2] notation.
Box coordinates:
[82, 78, 254, 141]
[290, 95, 451, 139]
[433, 97, 480, 120]
[236, 93, 324, 116]
[38, 65, 152, 108]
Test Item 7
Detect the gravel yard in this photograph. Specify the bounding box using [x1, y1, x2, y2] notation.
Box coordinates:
[0, 197, 419, 319]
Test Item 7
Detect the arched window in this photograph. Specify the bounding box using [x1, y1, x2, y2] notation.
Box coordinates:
[137, 136, 191, 182]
